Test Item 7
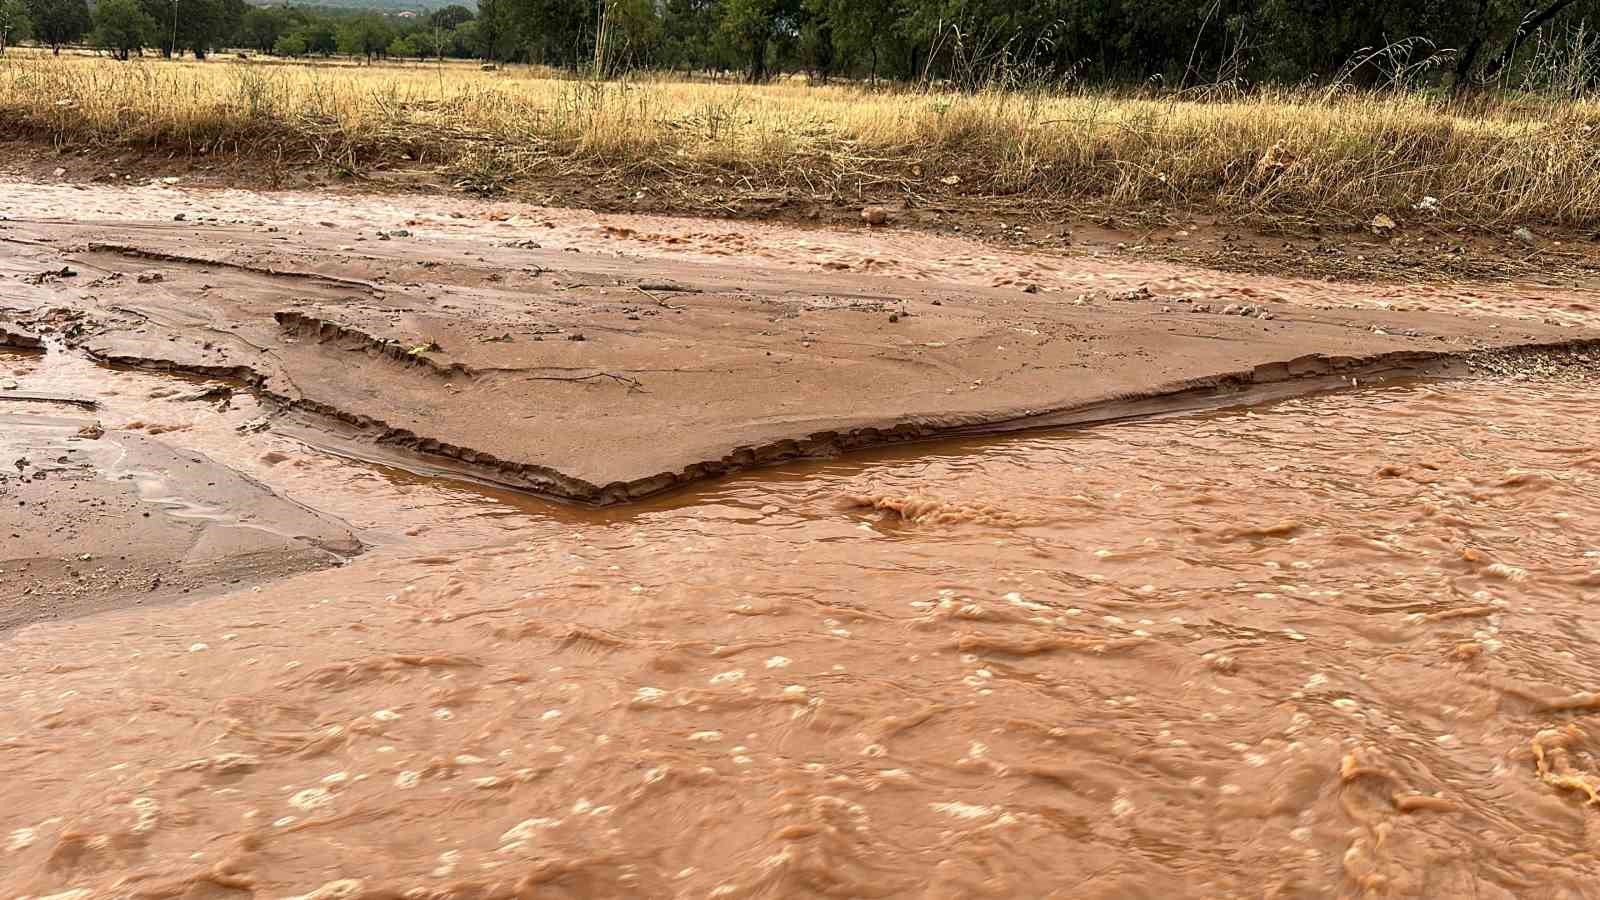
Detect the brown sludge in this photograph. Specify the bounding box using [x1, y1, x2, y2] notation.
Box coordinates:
[4, 178, 1600, 897]
[2, 180, 1596, 504]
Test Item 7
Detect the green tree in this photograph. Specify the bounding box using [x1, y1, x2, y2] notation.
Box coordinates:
[807, 0, 896, 82]
[0, 0, 30, 54]
[387, 33, 418, 58]
[240, 6, 290, 54]
[273, 30, 306, 57]
[719, 0, 805, 82]
[474, 0, 516, 62]
[138, 0, 230, 59]
[449, 19, 478, 57]
[337, 14, 392, 62]
[92, 0, 156, 60]
[301, 20, 336, 56]
[597, 0, 662, 72]
[429, 4, 474, 31]
[26, 0, 91, 54]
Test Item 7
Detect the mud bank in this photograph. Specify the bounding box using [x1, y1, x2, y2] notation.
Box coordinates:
[0, 350, 361, 628]
[3, 178, 1599, 503]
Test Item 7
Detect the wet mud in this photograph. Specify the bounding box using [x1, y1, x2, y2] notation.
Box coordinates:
[4, 179, 1600, 897]
[3, 179, 1598, 504]
[2, 371, 1600, 897]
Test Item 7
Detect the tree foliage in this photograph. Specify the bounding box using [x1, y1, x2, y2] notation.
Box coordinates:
[26, 0, 89, 53]
[91, 0, 156, 60]
[0, 0, 31, 54]
[15, 0, 1600, 93]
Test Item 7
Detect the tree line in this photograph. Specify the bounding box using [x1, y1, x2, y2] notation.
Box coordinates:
[3, 0, 1600, 93]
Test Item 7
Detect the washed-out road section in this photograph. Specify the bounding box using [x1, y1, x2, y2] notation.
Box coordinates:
[2, 179, 1597, 504]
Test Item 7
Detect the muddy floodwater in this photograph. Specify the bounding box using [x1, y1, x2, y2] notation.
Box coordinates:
[5, 360, 1600, 897]
[5, 181, 1600, 897]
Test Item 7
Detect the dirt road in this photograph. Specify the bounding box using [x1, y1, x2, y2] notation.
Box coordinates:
[3, 179, 1596, 505]
[6, 178, 1600, 898]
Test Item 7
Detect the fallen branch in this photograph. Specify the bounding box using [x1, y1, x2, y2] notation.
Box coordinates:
[523, 371, 646, 394]
[635, 286, 682, 310]
[0, 393, 98, 409]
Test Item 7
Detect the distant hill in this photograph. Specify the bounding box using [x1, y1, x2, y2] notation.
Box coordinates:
[247, 0, 466, 11]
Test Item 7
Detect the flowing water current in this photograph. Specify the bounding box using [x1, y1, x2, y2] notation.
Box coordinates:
[4, 345, 1600, 898]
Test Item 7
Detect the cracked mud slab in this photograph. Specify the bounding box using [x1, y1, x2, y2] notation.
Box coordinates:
[3, 179, 1598, 503]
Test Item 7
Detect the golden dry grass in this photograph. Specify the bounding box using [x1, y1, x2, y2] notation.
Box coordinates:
[4, 51, 1600, 225]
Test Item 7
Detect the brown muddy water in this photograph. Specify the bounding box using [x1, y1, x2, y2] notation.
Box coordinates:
[4, 342, 1600, 897]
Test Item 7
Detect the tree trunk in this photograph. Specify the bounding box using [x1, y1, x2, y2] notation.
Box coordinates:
[746, 35, 767, 83]
[1485, 0, 1584, 80]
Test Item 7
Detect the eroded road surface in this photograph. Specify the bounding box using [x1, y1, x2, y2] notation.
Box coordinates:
[3, 180, 1600, 898]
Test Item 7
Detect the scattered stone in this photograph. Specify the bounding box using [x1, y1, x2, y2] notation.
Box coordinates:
[508, 239, 542, 249]
[861, 206, 891, 227]
[136, 272, 165, 284]
[638, 280, 699, 293]
[1109, 287, 1153, 302]
[1512, 226, 1538, 247]
[52, 167, 66, 178]
[173, 213, 186, 221]
[1220, 304, 1240, 315]
[389, 229, 412, 238]
[1413, 196, 1441, 214]
[1021, 283, 1041, 294]
[76, 424, 105, 440]
[567, 333, 587, 342]
[1370, 214, 1397, 236]
[1192, 304, 1212, 313]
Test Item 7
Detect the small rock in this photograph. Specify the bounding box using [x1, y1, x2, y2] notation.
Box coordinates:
[1220, 304, 1241, 315]
[1192, 304, 1212, 313]
[390, 229, 412, 238]
[1512, 226, 1537, 247]
[1370, 213, 1397, 236]
[173, 213, 186, 221]
[888, 313, 900, 323]
[1021, 283, 1041, 294]
[1413, 196, 1441, 214]
[861, 206, 891, 227]
[53, 167, 66, 178]
[136, 272, 164, 284]
[567, 333, 587, 342]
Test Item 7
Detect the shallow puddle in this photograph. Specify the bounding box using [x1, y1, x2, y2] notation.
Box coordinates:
[3, 362, 1600, 897]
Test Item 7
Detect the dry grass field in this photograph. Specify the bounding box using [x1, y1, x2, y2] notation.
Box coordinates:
[4, 50, 1600, 226]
